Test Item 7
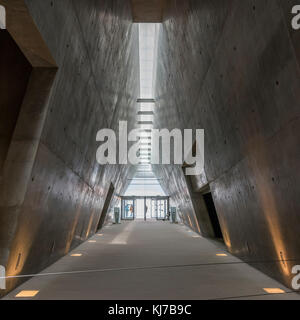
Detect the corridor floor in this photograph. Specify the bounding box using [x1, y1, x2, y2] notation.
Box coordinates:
[3, 220, 300, 300]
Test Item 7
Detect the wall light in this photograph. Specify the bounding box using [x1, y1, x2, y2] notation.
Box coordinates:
[216, 253, 228, 257]
[88, 240, 97, 243]
[71, 254, 82, 257]
[15, 290, 39, 298]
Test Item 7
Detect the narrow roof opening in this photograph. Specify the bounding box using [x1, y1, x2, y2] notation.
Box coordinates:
[124, 23, 165, 197]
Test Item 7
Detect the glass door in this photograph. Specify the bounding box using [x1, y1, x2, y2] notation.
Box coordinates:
[122, 199, 135, 220]
[135, 199, 145, 219]
[156, 199, 167, 220]
[151, 198, 157, 218]
[145, 198, 152, 220]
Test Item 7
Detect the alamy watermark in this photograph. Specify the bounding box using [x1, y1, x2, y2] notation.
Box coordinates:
[0, 5, 6, 29]
[292, 5, 300, 30]
[96, 121, 204, 176]
[292, 265, 300, 290]
[0, 265, 5, 290]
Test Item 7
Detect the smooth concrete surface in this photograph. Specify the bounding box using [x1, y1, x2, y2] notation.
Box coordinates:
[1, 0, 300, 299]
[0, 0, 58, 285]
[154, 0, 300, 289]
[3, 220, 300, 300]
[0, 0, 139, 296]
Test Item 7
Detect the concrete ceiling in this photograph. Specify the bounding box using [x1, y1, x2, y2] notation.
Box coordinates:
[131, 0, 166, 22]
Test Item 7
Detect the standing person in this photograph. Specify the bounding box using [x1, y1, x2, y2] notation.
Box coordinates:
[129, 204, 134, 218]
[145, 205, 148, 221]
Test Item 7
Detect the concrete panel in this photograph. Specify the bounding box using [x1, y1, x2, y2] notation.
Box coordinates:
[155, 0, 300, 289]
[0, 0, 139, 296]
[0, 0, 58, 289]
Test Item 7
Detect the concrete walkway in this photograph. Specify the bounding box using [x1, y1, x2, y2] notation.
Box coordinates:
[3, 220, 300, 300]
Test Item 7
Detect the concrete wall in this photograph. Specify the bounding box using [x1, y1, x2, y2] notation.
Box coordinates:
[0, 0, 139, 295]
[155, 0, 300, 289]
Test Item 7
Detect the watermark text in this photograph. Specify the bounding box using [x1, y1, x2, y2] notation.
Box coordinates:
[0, 5, 6, 29]
[292, 5, 300, 30]
[96, 121, 204, 175]
[292, 265, 300, 290]
[0, 265, 5, 290]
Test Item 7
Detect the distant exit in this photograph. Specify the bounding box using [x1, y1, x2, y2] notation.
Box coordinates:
[121, 196, 169, 221]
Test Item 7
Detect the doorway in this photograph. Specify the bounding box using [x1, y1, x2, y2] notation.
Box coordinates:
[145, 198, 152, 220]
[97, 183, 115, 230]
[136, 199, 145, 219]
[121, 197, 169, 221]
[203, 192, 223, 240]
[155, 198, 168, 220]
[122, 198, 135, 220]
[0, 30, 32, 170]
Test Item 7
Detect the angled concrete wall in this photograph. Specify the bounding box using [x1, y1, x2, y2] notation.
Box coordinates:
[155, 0, 300, 289]
[0, 0, 139, 295]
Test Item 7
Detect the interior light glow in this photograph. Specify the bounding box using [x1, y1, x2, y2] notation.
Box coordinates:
[15, 290, 39, 298]
[263, 288, 285, 294]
